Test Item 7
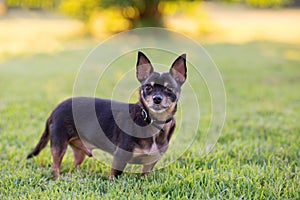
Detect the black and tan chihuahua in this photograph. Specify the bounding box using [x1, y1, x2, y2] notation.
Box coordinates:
[27, 52, 187, 179]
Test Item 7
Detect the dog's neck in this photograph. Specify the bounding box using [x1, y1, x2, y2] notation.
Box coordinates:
[141, 107, 172, 133]
[137, 100, 174, 133]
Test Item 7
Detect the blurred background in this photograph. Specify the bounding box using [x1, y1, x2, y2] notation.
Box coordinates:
[1, 0, 300, 56]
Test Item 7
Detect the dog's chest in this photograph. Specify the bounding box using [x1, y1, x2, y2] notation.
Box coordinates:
[134, 122, 172, 154]
[129, 122, 172, 165]
[134, 135, 159, 155]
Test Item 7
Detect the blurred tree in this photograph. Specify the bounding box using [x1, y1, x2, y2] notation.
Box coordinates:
[5, 0, 295, 23]
[100, 0, 163, 27]
[58, 0, 164, 27]
[3, 0, 295, 37]
[58, 0, 98, 22]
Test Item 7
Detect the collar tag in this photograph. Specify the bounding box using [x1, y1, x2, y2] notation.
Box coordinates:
[141, 108, 148, 121]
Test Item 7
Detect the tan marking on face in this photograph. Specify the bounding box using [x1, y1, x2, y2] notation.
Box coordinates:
[149, 104, 176, 122]
[164, 101, 176, 115]
[142, 93, 151, 106]
[164, 82, 168, 87]
[150, 82, 154, 86]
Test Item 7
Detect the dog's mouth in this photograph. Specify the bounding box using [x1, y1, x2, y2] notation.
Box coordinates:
[149, 104, 169, 113]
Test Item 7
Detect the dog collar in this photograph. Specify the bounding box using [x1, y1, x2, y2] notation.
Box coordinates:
[141, 108, 173, 133]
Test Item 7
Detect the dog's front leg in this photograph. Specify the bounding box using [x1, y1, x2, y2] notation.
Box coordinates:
[109, 147, 132, 180]
[141, 161, 157, 176]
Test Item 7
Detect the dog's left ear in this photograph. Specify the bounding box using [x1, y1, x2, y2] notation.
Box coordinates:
[170, 54, 187, 85]
[136, 51, 154, 83]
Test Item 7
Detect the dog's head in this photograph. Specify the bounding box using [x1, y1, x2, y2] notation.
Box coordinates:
[136, 51, 187, 121]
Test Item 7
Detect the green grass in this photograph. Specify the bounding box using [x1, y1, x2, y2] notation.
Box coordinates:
[0, 41, 299, 199]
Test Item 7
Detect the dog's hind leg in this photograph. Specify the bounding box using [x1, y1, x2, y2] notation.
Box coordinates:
[50, 125, 69, 178]
[69, 138, 91, 167]
[51, 142, 68, 178]
[70, 146, 86, 167]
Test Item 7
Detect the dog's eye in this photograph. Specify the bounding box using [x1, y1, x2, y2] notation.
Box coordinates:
[165, 88, 177, 101]
[144, 84, 153, 92]
[164, 88, 174, 95]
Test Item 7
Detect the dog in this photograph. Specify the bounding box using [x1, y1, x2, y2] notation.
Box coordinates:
[27, 51, 187, 179]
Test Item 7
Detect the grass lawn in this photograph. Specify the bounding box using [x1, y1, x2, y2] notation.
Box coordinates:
[0, 41, 299, 199]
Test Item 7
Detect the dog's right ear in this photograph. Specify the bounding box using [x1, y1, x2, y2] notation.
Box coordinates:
[136, 51, 153, 83]
[170, 53, 187, 85]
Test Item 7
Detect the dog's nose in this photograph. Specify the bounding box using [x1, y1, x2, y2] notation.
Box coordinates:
[153, 95, 163, 104]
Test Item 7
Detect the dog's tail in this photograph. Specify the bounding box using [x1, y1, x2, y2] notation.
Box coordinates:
[27, 118, 51, 159]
